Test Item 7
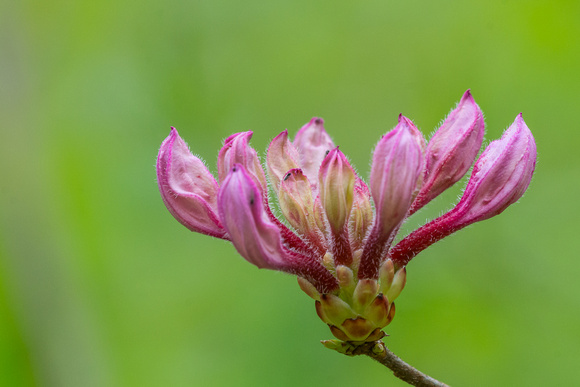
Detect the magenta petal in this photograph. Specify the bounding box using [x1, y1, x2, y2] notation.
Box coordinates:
[294, 117, 335, 188]
[350, 178, 373, 251]
[156, 128, 227, 239]
[455, 113, 536, 223]
[278, 168, 325, 252]
[217, 131, 268, 194]
[218, 164, 288, 269]
[370, 116, 423, 242]
[411, 90, 485, 213]
[318, 147, 356, 234]
[266, 130, 300, 193]
[218, 164, 338, 292]
[358, 115, 424, 279]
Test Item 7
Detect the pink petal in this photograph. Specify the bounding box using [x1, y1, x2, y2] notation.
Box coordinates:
[278, 169, 325, 252]
[218, 164, 339, 292]
[293, 117, 335, 188]
[217, 131, 268, 194]
[318, 147, 356, 234]
[156, 128, 227, 239]
[266, 130, 300, 193]
[411, 90, 485, 213]
[358, 115, 424, 279]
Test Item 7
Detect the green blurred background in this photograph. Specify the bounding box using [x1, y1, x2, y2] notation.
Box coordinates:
[1, 0, 578, 385]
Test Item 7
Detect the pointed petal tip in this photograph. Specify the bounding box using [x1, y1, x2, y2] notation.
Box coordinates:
[461, 89, 473, 101]
[312, 117, 324, 125]
[271, 129, 289, 142]
[515, 113, 526, 127]
[397, 114, 415, 127]
[509, 113, 531, 137]
[225, 131, 254, 144]
[168, 127, 179, 138]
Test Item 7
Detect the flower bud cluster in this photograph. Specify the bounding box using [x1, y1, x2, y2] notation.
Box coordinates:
[157, 91, 536, 342]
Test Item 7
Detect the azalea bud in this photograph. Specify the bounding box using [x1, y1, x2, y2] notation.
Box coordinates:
[157, 94, 537, 346]
[217, 164, 288, 269]
[156, 128, 227, 239]
[266, 130, 300, 192]
[454, 113, 536, 223]
[349, 178, 373, 251]
[370, 115, 424, 241]
[318, 147, 356, 234]
[217, 131, 268, 194]
[412, 90, 485, 213]
[293, 117, 335, 187]
[218, 164, 339, 293]
[390, 114, 537, 267]
[359, 116, 423, 279]
[319, 147, 357, 267]
[278, 169, 325, 250]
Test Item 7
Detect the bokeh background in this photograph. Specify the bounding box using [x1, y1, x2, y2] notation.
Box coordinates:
[1, 0, 578, 385]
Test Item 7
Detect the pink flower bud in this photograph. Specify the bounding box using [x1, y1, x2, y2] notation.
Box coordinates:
[217, 131, 268, 194]
[266, 130, 300, 192]
[371, 116, 424, 236]
[293, 117, 335, 187]
[217, 164, 287, 269]
[390, 114, 537, 267]
[218, 164, 338, 292]
[358, 116, 423, 279]
[455, 113, 536, 223]
[278, 169, 325, 251]
[156, 128, 227, 239]
[318, 147, 356, 234]
[349, 178, 373, 251]
[319, 147, 357, 266]
[411, 90, 485, 213]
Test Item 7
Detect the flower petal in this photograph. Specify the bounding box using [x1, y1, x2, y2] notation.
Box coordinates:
[319, 147, 356, 266]
[319, 147, 356, 234]
[218, 164, 287, 269]
[156, 128, 227, 239]
[349, 178, 373, 251]
[370, 116, 424, 238]
[293, 117, 335, 188]
[218, 164, 339, 292]
[455, 113, 536, 223]
[411, 90, 485, 213]
[358, 115, 423, 279]
[278, 169, 325, 251]
[217, 131, 268, 194]
[266, 130, 300, 193]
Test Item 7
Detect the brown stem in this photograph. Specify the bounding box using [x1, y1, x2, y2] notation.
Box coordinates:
[343, 341, 449, 387]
